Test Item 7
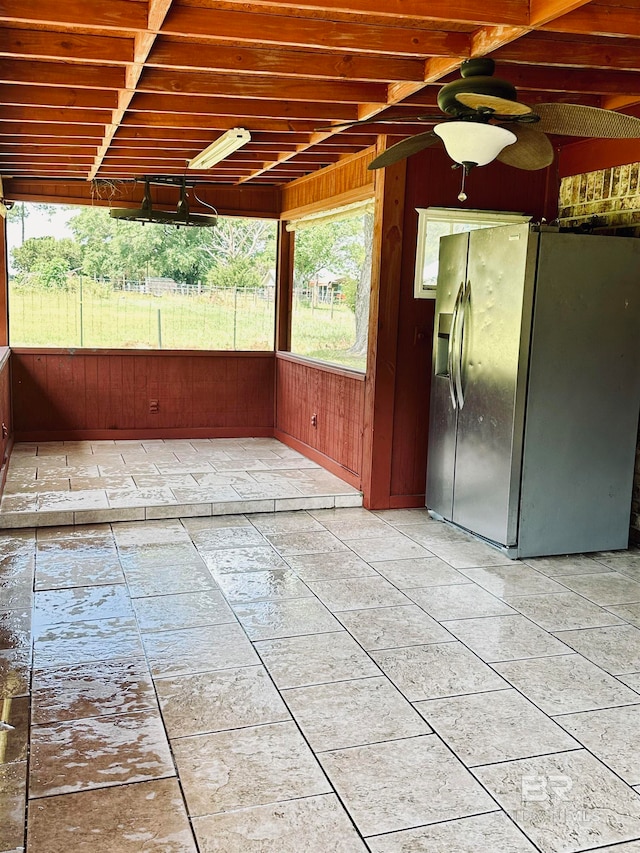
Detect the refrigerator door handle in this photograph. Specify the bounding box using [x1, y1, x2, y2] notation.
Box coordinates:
[455, 280, 471, 409]
[447, 281, 465, 409]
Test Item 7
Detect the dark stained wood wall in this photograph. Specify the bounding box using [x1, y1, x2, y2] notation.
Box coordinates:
[388, 146, 559, 506]
[11, 349, 275, 441]
[275, 354, 364, 487]
[0, 348, 11, 484]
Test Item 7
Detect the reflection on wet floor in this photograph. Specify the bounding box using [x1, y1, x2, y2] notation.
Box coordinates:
[2, 508, 640, 851]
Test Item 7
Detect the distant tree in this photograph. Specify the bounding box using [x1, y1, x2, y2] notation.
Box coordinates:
[11, 236, 83, 287]
[204, 217, 277, 289]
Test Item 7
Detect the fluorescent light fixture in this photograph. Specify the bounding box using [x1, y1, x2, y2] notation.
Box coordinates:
[434, 122, 516, 167]
[188, 128, 252, 169]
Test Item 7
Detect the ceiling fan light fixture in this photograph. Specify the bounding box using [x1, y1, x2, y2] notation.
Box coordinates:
[434, 122, 517, 167]
[188, 128, 252, 169]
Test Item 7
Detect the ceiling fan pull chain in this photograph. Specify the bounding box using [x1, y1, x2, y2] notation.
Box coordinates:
[457, 163, 472, 202]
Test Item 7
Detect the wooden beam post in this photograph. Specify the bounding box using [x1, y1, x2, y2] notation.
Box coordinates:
[360, 137, 407, 509]
[275, 220, 293, 353]
[0, 183, 8, 347]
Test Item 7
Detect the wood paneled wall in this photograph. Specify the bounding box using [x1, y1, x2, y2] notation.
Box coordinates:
[275, 354, 364, 487]
[387, 146, 559, 507]
[281, 148, 375, 219]
[0, 348, 11, 488]
[11, 349, 275, 441]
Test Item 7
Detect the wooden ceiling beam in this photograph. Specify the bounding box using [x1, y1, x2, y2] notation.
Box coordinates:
[540, 3, 640, 38]
[0, 59, 126, 89]
[0, 106, 112, 124]
[137, 68, 388, 104]
[121, 114, 321, 133]
[182, 0, 529, 28]
[0, 84, 118, 109]
[493, 35, 640, 72]
[89, 0, 174, 180]
[0, 28, 135, 64]
[0, 144, 99, 155]
[0, 122, 104, 138]
[500, 64, 640, 95]
[129, 93, 358, 121]
[160, 6, 471, 58]
[147, 38, 426, 83]
[0, 0, 148, 32]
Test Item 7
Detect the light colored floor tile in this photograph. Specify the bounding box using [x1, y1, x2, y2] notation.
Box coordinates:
[371, 508, 432, 525]
[283, 676, 430, 751]
[319, 735, 496, 837]
[557, 571, 640, 605]
[475, 749, 640, 853]
[204, 546, 288, 574]
[233, 597, 342, 640]
[267, 530, 348, 556]
[524, 553, 613, 576]
[215, 569, 312, 603]
[255, 630, 380, 689]
[29, 709, 174, 798]
[155, 665, 290, 738]
[336, 604, 454, 650]
[416, 688, 578, 766]
[0, 694, 28, 763]
[131, 590, 234, 633]
[192, 794, 368, 853]
[606, 602, 640, 627]
[187, 525, 265, 551]
[305, 577, 411, 612]
[34, 543, 124, 590]
[553, 624, 640, 674]
[117, 542, 204, 572]
[173, 721, 330, 817]
[26, 778, 197, 853]
[460, 564, 568, 599]
[0, 608, 31, 652]
[493, 653, 640, 714]
[142, 623, 258, 677]
[283, 551, 378, 581]
[557, 704, 640, 784]
[372, 642, 508, 701]
[367, 811, 538, 852]
[0, 761, 26, 852]
[315, 517, 393, 540]
[370, 556, 468, 588]
[249, 511, 324, 535]
[121, 560, 217, 599]
[508, 591, 624, 631]
[424, 539, 511, 569]
[343, 535, 433, 562]
[593, 549, 640, 572]
[31, 658, 155, 725]
[442, 615, 571, 662]
[33, 584, 133, 627]
[408, 584, 516, 620]
[112, 520, 191, 546]
[33, 616, 144, 668]
[0, 649, 31, 698]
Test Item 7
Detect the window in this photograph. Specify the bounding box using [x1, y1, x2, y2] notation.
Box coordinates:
[288, 200, 374, 372]
[7, 203, 278, 350]
[414, 207, 532, 299]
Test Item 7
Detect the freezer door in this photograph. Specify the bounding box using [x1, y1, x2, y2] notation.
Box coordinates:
[425, 231, 469, 519]
[452, 224, 537, 545]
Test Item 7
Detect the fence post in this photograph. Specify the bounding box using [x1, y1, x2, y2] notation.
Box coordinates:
[233, 285, 238, 349]
[79, 275, 84, 347]
[157, 308, 162, 349]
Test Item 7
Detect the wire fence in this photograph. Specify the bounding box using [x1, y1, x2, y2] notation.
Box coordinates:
[9, 279, 277, 350]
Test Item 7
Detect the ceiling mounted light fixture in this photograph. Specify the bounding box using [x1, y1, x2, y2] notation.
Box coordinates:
[433, 122, 517, 168]
[188, 128, 252, 170]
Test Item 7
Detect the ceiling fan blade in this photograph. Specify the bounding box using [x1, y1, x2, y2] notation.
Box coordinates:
[535, 103, 640, 137]
[318, 112, 442, 131]
[367, 132, 440, 170]
[496, 125, 555, 170]
[455, 93, 532, 116]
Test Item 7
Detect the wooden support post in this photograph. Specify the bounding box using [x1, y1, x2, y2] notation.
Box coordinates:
[0, 207, 8, 347]
[275, 220, 293, 353]
[360, 138, 407, 509]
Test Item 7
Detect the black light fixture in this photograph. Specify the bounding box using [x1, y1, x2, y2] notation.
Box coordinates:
[110, 176, 218, 227]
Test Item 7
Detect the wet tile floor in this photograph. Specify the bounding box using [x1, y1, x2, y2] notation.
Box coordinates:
[0, 438, 363, 530]
[3, 507, 640, 851]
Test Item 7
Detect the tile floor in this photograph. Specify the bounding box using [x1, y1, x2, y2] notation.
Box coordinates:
[0, 439, 362, 529]
[3, 505, 640, 850]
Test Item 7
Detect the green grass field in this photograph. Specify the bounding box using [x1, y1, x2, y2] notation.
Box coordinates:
[9, 286, 367, 370]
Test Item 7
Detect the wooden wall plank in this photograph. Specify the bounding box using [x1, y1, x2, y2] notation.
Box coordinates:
[10, 350, 275, 440]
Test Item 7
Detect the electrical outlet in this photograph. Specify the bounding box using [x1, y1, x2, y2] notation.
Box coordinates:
[311, 413, 318, 428]
[149, 399, 159, 414]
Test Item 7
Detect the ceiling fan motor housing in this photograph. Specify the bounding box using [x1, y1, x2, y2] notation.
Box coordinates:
[438, 58, 518, 115]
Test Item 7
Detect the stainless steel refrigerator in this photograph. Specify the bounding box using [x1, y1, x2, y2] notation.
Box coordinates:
[426, 223, 640, 558]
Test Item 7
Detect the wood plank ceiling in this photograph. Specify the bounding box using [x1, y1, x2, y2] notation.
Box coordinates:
[0, 0, 639, 186]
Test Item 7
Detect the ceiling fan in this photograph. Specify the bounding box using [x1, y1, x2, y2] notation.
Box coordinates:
[325, 59, 640, 200]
